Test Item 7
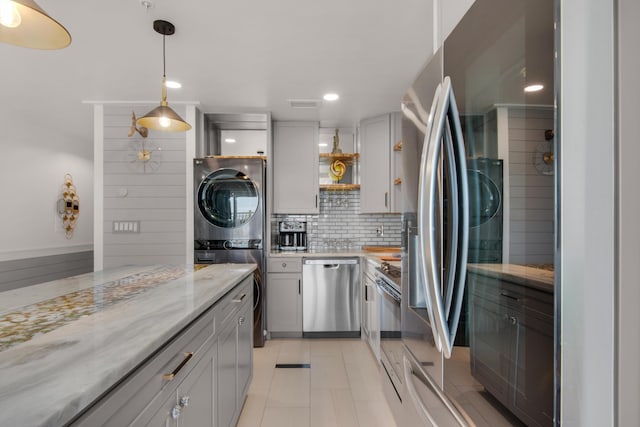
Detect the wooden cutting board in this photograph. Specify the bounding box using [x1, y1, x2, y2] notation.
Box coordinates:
[362, 246, 401, 253]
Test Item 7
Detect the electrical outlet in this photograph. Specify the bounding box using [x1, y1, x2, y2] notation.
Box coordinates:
[376, 224, 384, 236]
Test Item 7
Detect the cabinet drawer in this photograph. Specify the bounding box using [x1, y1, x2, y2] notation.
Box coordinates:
[469, 272, 553, 317]
[72, 306, 217, 426]
[217, 276, 252, 328]
[268, 257, 302, 273]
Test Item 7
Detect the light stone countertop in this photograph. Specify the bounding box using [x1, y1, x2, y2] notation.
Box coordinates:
[467, 263, 554, 293]
[269, 250, 365, 258]
[0, 263, 255, 427]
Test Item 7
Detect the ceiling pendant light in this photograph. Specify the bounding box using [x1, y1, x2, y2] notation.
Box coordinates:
[137, 20, 191, 132]
[0, 0, 71, 49]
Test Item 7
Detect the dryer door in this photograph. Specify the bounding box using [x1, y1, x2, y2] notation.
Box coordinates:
[467, 170, 501, 228]
[197, 168, 260, 229]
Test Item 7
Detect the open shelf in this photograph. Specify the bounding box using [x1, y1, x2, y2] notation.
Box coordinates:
[320, 184, 360, 191]
[319, 152, 359, 164]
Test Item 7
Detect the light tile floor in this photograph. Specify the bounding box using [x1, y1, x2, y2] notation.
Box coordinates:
[237, 338, 397, 427]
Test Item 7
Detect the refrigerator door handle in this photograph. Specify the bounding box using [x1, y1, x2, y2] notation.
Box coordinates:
[419, 76, 470, 358]
[417, 82, 444, 351]
[445, 76, 470, 354]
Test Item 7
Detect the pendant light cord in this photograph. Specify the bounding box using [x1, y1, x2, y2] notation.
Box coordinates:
[162, 33, 166, 78]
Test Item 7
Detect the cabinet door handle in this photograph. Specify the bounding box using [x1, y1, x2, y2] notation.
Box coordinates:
[180, 396, 190, 408]
[163, 352, 194, 381]
[315, 194, 318, 208]
[171, 405, 181, 420]
[500, 292, 519, 301]
[232, 293, 247, 303]
[298, 279, 301, 295]
[384, 192, 388, 208]
[365, 285, 368, 301]
[239, 316, 246, 325]
[282, 262, 287, 268]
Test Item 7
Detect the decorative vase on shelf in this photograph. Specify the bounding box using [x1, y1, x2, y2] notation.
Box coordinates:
[331, 128, 342, 154]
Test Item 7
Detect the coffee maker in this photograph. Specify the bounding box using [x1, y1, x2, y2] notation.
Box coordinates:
[278, 221, 307, 251]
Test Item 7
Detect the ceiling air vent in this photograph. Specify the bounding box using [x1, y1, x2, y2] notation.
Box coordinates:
[288, 99, 322, 109]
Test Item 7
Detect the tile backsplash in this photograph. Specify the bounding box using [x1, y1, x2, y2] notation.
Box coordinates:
[271, 189, 401, 251]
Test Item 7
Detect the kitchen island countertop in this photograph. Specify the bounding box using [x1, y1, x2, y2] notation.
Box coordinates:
[0, 263, 255, 427]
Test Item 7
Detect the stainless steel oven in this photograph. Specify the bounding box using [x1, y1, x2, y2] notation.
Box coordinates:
[376, 263, 403, 416]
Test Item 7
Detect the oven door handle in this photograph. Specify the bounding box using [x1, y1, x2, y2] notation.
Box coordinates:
[376, 280, 401, 303]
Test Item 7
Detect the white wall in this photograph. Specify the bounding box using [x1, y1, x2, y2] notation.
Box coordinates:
[0, 104, 93, 261]
[100, 104, 188, 269]
[560, 0, 615, 425]
[507, 107, 554, 265]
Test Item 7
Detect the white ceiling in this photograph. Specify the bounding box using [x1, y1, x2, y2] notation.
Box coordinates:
[1, 0, 434, 141]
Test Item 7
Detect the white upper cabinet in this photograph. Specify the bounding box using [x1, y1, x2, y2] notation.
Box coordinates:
[272, 121, 319, 214]
[359, 113, 402, 213]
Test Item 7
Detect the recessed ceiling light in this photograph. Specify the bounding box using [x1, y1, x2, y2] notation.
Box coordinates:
[165, 80, 182, 89]
[524, 84, 544, 93]
[323, 93, 339, 101]
[224, 138, 236, 143]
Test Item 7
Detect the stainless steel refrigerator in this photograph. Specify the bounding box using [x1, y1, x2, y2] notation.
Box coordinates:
[400, 0, 556, 425]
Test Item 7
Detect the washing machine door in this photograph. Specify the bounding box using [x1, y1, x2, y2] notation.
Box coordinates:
[197, 168, 260, 229]
[467, 170, 501, 228]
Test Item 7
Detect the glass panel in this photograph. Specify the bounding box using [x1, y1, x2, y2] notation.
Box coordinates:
[443, 0, 556, 425]
[197, 168, 259, 228]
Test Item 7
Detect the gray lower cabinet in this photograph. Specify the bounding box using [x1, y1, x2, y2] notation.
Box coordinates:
[71, 276, 253, 427]
[362, 258, 380, 360]
[469, 272, 554, 427]
[218, 299, 253, 427]
[218, 319, 238, 427]
[267, 257, 302, 336]
[143, 342, 216, 426]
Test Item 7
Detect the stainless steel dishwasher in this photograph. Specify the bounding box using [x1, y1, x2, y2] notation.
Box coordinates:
[302, 258, 360, 337]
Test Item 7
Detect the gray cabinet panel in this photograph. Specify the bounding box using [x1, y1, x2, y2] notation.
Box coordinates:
[360, 114, 391, 213]
[179, 343, 216, 426]
[237, 303, 253, 401]
[469, 272, 553, 427]
[217, 319, 238, 427]
[359, 113, 403, 214]
[273, 122, 319, 213]
[143, 390, 178, 427]
[267, 272, 302, 334]
[513, 308, 554, 426]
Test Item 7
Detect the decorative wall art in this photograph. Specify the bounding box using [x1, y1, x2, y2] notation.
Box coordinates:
[128, 111, 161, 173]
[57, 174, 79, 239]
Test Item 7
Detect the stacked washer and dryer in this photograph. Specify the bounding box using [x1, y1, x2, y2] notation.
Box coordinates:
[193, 157, 266, 347]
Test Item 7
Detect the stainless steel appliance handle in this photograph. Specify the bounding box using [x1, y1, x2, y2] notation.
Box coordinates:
[419, 77, 469, 359]
[418, 81, 445, 352]
[403, 352, 472, 427]
[446, 77, 470, 354]
[303, 259, 358, 265]
[403, 354, 439, 426]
